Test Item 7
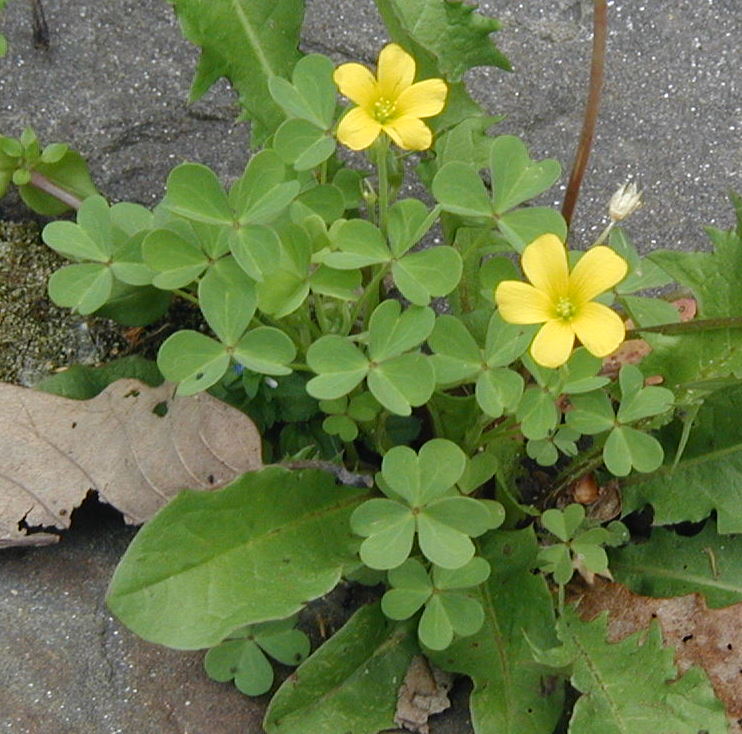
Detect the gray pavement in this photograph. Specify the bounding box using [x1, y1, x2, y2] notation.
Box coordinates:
[0, 1, 740, 732]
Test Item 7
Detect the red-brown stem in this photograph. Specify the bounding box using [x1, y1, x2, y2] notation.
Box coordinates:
[561, 0, 608, 231]
[29, 170, 83, 211]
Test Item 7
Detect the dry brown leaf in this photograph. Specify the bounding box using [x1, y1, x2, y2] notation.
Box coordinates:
[0, 379, 262, 547]
[574, 579, 742, 731]
[394, 655, 453, 734]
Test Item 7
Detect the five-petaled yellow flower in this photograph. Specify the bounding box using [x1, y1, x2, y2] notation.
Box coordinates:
[495, 234, 628, 368]
[333, 43, 447, 151]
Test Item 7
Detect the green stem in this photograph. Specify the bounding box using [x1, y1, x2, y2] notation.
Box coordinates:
[173, 288, 199, 305]
[347, 264, 389, 333]
[593, 220, 614, 246]
[627, 315, 742, 336]
[313, 295, 331, 334]
[376, 135, 390, 234]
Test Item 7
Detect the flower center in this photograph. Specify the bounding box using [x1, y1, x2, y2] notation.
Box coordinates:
[555, 296, 577, 321]
[373, 97, 397, 123]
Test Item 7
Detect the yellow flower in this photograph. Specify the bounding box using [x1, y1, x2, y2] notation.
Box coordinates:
[495, 234, 628, 368]
[333, 43, 447, 151]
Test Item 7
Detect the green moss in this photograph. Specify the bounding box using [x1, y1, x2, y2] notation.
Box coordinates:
[0, 221, 126, 385]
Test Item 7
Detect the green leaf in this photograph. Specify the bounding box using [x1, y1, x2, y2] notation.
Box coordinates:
[428, 315, 482, 384]
[264, 604, 417, 734]
[367, 353, 435, 415]
[484, 313, 535, 367]
[427, 528, 563, 734]
[205, 638, 274, 695]
[295, 184, 344, 223]
[163, 163, 233, 225]
[542, 504, 585, 543]
[416, 510, 476, 569]
[229, 224, 281, 282]
[156, 330, 229, 395]
[489, 136, 561, 214]
[496, 207, 568, 253]
[198, 257, 257, 345]
[621, 294, 680, 328]
[641, 215, 742, 388]
[306, 336, 369, 400]
[142, 228, 209, 289]
[616, 382, 674, 424]
[475, 367, 523, 418]
[107, 467, 367, 649]
[94, 282, 171, 327]
[391, 246, 463, 305]
[325, 219, 390, 268]
[268, 53, 336, 129]
[387, 198, 432, 257]
[373, 0, 510, 80]
[382, 558, 433, 619]
[234, 327, 296, 376]
[516, 387, 558, 440]
[550, 607, 728, 734]
[19, 150, 98, 216]
[171, 0, 303, 144]
[432, 162, 493, 219]
[309, 265, 361, 300]
[42, 195, 113, 262]
[368, 301, 435, 361]
[603, 426, 664, 476]
[609, 522, 742, 608]
[352, 499, 415, 570]
[47, 263, 114, 315]
[566, 392, 616, 435]
[610, 228, 673, 294]
[621, 386, 742, 533]
[36, 356, 163, 400]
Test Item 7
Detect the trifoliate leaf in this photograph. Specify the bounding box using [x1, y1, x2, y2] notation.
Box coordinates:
[156, 330, 229, 395]
[47, 263, 113, 315]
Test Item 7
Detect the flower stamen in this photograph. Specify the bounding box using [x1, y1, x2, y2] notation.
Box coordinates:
[555, 297, 577, 320]
[373, 98, 396, 123]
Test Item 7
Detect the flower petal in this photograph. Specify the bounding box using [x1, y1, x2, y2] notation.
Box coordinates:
[334, 63, 379, 108]
[530, 320, 576, 368]
[395, 79, 447, 119]
[383, 116, 433, 151]
[521, 234, 569, 301]
[336, 107, 382, 150]
[568, 246, 628, 304]
[495, 281, 554, 324]
[377, 43, 415, 101]
[571, 301, 625, 357]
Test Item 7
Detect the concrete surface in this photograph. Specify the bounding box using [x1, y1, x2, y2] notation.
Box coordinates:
[0, 1, 739, 732]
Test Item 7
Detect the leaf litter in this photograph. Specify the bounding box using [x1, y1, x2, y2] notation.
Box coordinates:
[0, 378, 262, 546]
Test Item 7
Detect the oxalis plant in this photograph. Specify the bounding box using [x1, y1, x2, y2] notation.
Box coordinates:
[2, 1, 740, 732]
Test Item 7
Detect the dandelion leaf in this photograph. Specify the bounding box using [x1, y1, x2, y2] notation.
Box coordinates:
[170, 0, 304, 144]
[547, 606, 728, 734]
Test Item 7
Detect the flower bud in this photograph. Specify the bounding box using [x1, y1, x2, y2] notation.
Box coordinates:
[608, 181, 642, 222]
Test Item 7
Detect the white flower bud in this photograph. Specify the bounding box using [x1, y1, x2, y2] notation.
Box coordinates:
[608, 181, 642, 222]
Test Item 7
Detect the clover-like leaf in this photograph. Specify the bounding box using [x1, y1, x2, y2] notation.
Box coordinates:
[42, 195, 114, 262]
[274, 118, 337, 171]
[306, 336, 369, 400]
[381, 558, 433, 620]
[516, 387, 559, 440]
[351, 498, 416, 570]
[325, 219, 390, 268]
[603, 426, 665, 476]
[387, 198, 434, 258]
[198, 257, 257, 346]
[541, 504, 586, 543]
[432, 162, 493, 220]
[367, 353, 435, 415]
[157, 330, 230, 396]
[233, 327, 296, 376]
[268, 53, 336, 129]
[391, 246, 463, 305]
[616, 365, 674, 423]
[489, 136, 561, 214]
[229, 224, 282, 281]
[566, 392, 616, 435]
[142, 228, 210, 289]
[475, 367, 523, 418]
[368, 300, 435, 361]
[164, 162, 234, 225]
[47, 263, 114, 315]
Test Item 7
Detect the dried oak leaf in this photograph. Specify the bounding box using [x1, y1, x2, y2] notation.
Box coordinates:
[395, 655, 453, 734]
[0, 379, 262, 547]
[575, 579, 742, 731]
